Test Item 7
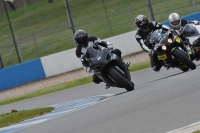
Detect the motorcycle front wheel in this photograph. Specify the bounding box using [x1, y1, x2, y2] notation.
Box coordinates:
[173, 48, 196, 70]
[108, 66, 134, 91]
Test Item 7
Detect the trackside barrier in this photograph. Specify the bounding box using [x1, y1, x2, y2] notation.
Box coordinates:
[0, 58, 45, 91]
[0, 12, 199, 91]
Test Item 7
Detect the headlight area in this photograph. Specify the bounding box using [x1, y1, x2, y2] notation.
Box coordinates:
[162, 45, 167, 50]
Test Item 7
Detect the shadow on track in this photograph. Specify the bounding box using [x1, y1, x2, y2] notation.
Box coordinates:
[114, 91, 129, 96]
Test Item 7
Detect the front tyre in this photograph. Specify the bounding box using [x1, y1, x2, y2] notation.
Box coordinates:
[173, 48, 196, 70]
[109, 67, 134, 91]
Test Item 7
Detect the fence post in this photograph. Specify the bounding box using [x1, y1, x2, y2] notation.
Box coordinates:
[0, 54, 4, 69]
[102, 0, 113, 36]
[191, 0, 197, 13]
[15, 35, 24, 62]
[127, 3, 134, 30]
[3, 0, 21, 63]
[63, 0, 76, 47]
[146, 0, 155, 21]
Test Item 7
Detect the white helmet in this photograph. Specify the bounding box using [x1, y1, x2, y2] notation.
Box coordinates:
[168, 13, 181, 30]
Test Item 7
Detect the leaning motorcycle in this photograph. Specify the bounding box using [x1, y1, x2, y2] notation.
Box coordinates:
[149, 29, 196, 72]
[181, 23, 200, 60]
[84, 44, 134, 91]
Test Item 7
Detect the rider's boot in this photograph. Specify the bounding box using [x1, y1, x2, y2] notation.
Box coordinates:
[124, 62, 130, 67]
[105, 83, 110, 89]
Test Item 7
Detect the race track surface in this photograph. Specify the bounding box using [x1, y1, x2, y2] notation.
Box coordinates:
[1, 62, 200, 133]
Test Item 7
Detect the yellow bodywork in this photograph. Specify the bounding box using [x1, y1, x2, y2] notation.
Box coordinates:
[176, 36, 181, 43]
[158, 54, 167, 60]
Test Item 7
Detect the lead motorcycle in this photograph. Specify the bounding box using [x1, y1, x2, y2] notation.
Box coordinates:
[84, 44, 134, 91]
[149, 28, 196, 72]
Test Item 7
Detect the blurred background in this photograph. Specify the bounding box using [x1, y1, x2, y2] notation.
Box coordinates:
[0, 0, 200, 67]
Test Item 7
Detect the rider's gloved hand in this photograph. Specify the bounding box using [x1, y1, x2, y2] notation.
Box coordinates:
[86, 67, 93, 73]
[107, 44, 113, 50]
[147, 49, 152, 53]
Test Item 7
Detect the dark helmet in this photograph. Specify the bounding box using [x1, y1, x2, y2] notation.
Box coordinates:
[74, 29, 88, 47]
[135, 15, 149, 32]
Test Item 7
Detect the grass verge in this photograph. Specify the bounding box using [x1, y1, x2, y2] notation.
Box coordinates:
[0, 107, 54, 128]
[0, 60, 150, 106]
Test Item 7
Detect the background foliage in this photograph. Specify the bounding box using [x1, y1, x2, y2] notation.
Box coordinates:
[0, 0, 200, 67]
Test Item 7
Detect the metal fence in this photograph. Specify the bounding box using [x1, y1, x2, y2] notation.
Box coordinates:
[0, 0, 200, 67]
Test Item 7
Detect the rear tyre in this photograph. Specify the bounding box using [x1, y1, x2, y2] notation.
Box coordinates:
[173, 48, 196, 70]
[109, 67, 134, 91]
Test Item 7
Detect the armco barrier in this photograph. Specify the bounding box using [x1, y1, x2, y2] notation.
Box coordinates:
[0, 58, 45, 91]
[0, 12, 199, 91]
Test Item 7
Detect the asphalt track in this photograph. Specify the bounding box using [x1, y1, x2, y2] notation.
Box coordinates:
[1, 62, 200, 133]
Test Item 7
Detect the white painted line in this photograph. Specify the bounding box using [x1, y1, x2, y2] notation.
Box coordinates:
[166, 121, 200, 133]
[0, 94, 114, 133]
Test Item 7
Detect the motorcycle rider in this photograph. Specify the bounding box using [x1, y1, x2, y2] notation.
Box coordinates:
[74, 29, 130, 89]
[168, 12, 200, 32]
[168, 12, 200, 59]
[135, 15, 169, 71]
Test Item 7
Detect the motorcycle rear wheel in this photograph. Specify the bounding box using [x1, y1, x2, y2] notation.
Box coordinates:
[173, 48, 196, 70]
[109, 66, 134, 91]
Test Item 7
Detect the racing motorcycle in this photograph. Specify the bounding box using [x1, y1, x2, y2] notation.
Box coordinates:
[181, 23, 200, 60]
[149, 28, 196, 72]
[84, 44, 134, 91]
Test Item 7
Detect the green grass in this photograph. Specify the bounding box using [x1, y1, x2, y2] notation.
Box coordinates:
[193, 130, 200, 133]
[0, 60, 150, 106]
[0, 107, 54, 128]
[0, 0, 200, 67]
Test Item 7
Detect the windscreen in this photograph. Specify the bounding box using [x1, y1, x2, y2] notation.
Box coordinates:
[182, 24, 200, 37]
[149, 29, 164, 44]
[86, 46, 99, 58]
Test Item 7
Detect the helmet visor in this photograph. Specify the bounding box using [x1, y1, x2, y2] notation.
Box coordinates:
[136, 20, 142, 26]
[171, 20, 180, 26]
[76, 37, 88, 47]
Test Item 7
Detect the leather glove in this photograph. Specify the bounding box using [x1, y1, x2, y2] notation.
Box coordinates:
[80, 55, 86, 62]
[147, 49, 152, 53]
[107, 44, 113, 50]
[86, 67, 93, 73]
[143, 39, 148, 45]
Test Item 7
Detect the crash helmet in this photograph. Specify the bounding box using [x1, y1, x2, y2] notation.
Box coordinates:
[135, 15, 149, 32]
[74, 29, 89, 47]
[168, 13, 181, 30]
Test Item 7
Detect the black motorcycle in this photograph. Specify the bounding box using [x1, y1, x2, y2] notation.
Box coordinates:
[149, 29, 196, 72]
[84, 45, 134, 91]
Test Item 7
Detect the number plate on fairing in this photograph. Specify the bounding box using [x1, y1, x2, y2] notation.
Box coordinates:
[158, 54, 167, 60]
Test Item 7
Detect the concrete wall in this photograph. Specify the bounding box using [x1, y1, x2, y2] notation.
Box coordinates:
[41, 30, 142, 77]
[0, 12, 199, 91]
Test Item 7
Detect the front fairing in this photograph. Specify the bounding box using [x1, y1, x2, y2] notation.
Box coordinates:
[182, 24, 200, 37]
[153, 31, 186, 61]
[182, 24, 200, 43]
[86, 46, 110, 70]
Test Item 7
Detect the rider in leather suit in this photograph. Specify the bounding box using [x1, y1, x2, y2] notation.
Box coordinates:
[168, 13, 200, 59]
[135, 15, 169, 71]
[74, 29, 130, 88]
